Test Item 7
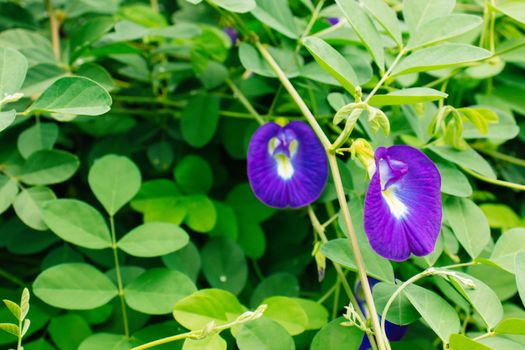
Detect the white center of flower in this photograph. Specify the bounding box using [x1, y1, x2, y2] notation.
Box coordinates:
[382, 187, 408, 219]
[268, 137, 298, 181]
[275, 154, 294, 179]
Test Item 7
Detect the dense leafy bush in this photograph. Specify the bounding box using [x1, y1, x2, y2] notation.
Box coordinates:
[1, 0, 525, 349]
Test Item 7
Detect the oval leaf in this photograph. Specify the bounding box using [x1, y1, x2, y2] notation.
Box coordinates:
[19, 150, 79, 185]
[117, 222, 189, 257]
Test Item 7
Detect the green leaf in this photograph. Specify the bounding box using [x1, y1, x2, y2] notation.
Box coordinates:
[429, 145, 496, 180]
[0, 175, 18, 214]
[321, 238, 394, 282]
[235, 317, 295, 350]
[0, 29, 55, 67]
[0, 323, 19, 337]
[2, 300, 20, 321]
[407, 14, 483, 50]
[33, 263, 118, 310]
[303, 37, 359, 96]
[78, 334, 130, 350]
[124, 268, 196, 315]
[236, 217, 266, 259]
[209, 202, 238, 240]
[393, 44, 492, 76]
[17, 123, 59, 159]
[490, 228, 525, 274]
[310, 317, 364, 350]
[368, 88, 447, 106]
[201, 237, 247, 295]
[493, 0, 525, 25]
[19, 150, 79, 185]
[238, 43, 302, 78]
[480, 204, 521, 230]
[210, 0, 255, 13]
[181, 94, 220, 148]
[444, 197, 491, 259]
[373, 282, 419, 325]
[435, 161, 472, 197]
[118, 222, 189, 258]
[88, 154, 141, 216]
[251, 0, 299, 39]
[173, 289, 246, 330]
[174, 155, 213, 194]
[0, 110, 15, 132]
[184, 195, 217, 233]
[131, 179, 182, 212]
[0, 47, 27, 101]
[293, 298, 328, 330]
[361, 0, 402, 46]
[262, 296, 308, 335]
[13, 186, 56, 231]
[226, 183, 275, 223]
[449, 334, 491, 350]
[495, 318, 525, 335]
[404, 283, 460, 341]
[28, 76, 112, 116]
[162, 241, 201, 282]
[250, 272, 299, 308]
[515, 252, 525, 308]
[69, 17, 115, 62]
[335, 0, 384, 69]
[48, 314, 92, 350]
[183, 334, 227, 350]
[466, 264, 517, 301]
[41, 199, 112, 249]
[403, 0, 455, 35]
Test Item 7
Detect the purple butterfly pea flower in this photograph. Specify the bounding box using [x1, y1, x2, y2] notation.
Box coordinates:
[224, 27, 238, 45]
[327, 17, 341, 26]
[247, 121, 328, 209]
[364, 145, 442, 261]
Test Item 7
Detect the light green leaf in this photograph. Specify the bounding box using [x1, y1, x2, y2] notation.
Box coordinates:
[262, 296, 308, 335]
[435, 161, 472, 197]
[17, 123, 59, 159]
[480, 204, 521, 230]
[444, 197, 490, 259]
[0, 47, 27, 101]
[361, 0, 402, 46]
[184, 195, 217, 233]
[293, 298, 328, 330]
[321, 238, 394, 282]
[236, 317, 295, 350]
[162, 241, 201, 282]
[210, 0, 255, 13]
[69, 17, 115, 62]
[183, 334, 227, 350]
[173, 289, 246, 330]
[493, 0, 525, 25]
[19, 150, 79, 185]
[181, 94, 220, 149]
[310, 317, 364, 350]
[88, 154, 141, 216]
[495, 318, 525, 335]
[303, 37, 359, 96]
[78, 334, 130, 350]
[0, 110, 16, 132]
[403, 0, 455, 35]
[515, 252, 525, 308]
[407, 14, 483, 50]
[125, 268, 196, 315]
[2, 300, 20, 321]
[429, 145, 496, 180]
[0, 323, 19, 337]
[238, 43, 302, 78]
[368, 88, 447, 106]
[251, 0, 299, 39]
[490, 228, 525, 274]
[41, 199, 112, 249]
[404, 283, 460, 341]
[13, 186, 56, 231]
[449, 334, 491, 350]
[0, 175, 18, 214]
[48, 314, 92, 350]
[174, 155, 213, 194]
[373, 282, 420, 325]
[33, 263, 118, 310]
[118, 222, 189, 258]
[201, 237, 247, 295]
[335, 0, 384, 69]
[250, 273, 299, 308]
[393, 44, 492, 76]
[0, 29, 55, 67]
[28, 77, 112, 116]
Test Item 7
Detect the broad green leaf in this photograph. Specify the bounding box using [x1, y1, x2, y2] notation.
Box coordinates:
[201, 237, 247, 295]
[125, 268, 196, 315]
[262, 296, 308, 335]
[444, 197, 490, 259]
[28, 77, 112, 116]
[2, 300, 20, 321]
[0, 48, 27, 101]
[236, 217, 266, 259]
[69, 17, 115, 62]
[21, 63, 66, 97]
[183, 334, 227, 350]
[78, 334, 130, 350]
[226, 183, 275, 223]
[515, 252, 525, 308]
[373, 282, 419, 325]
[0, 110, 15, 132]
[479, 336, 525, 349]
[310, 317, 364, 350]
[450, 334, 491, 350]
[368, 88, 447, 106]
[174, 155, 213, 194]
[361, 0, 402, 46]
[17, 123, 59, 159]
[19, 150, 79, 185]
[467, 264, 517, 301]
[76, 63, 114, 92]
[0, 175, 18, 214]
[238, 43, 302, 78]
[181, 94, 220, 148]
[407, 14, 482, 50]
[404, 283, 460, 341]
[41, 199, 112, 249]
[480, 204, 521, 230]
[435, 161, 472, 197]
[209, 201, 238, 240]
[392, 44, 492, 76]
[403, 0, 455, 34]
[48, 314, 92, 350]
[321, 238, 394, 282]
[429, 145, 496, 180]
[118, 222, 189, 258]
[448, 272, 503, 329]
[335, 0, 384, 69]
[173, 289, 246, 330]
[251, 0, 299, 39]
[490, 228, 525, 273]
[131, 179, 182, 212]
[235, 317, 295, 350]
[88, 154, 141, 216]
[293, 298, 328, 330]
[33, 263, 118, 309]
[13, 186, 56, 230]
[495, 318, 525, 335]
[147, 141, 174, 172]
[493, 0, 525, 25]
[162, 241, 201, 282]
[184, 195, 217, 233]
[250, 273, 299, 308]
[303, 37, 359, 96]
[0, 29, 55, 67]
[210, 0, 255, 13]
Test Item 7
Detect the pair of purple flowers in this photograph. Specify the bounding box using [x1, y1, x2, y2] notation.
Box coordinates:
[247, 121, 442, 262]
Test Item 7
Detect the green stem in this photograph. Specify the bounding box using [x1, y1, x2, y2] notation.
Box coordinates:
[109, 216, 129, 338]
[474, 332, 495, 341]
[226, 78, 265, 125]
[489, 0, 496, 53]
[296, 0, 326, 51]
[365, 48, 407, 103]
[43, 0, 60, 61]
[317, 282, 338, 304]
[150, 0, 158, 12]
[461, 166, 525, 191]
[475, 148, 525, 168]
